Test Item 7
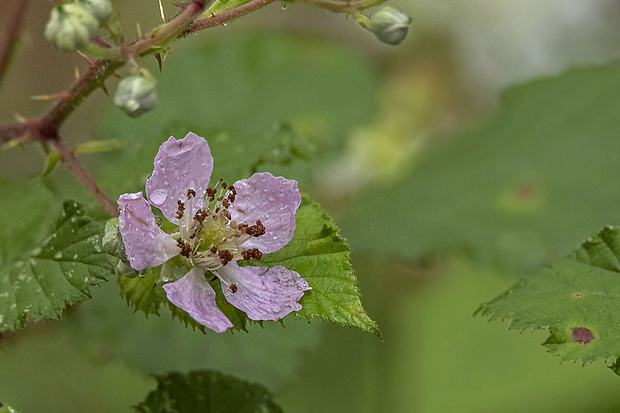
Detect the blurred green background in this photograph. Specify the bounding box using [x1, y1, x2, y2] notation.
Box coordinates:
[2, 0, 620, 411]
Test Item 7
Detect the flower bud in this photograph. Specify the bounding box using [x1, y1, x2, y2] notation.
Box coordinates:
[114, 75, 158, 118]
[81, 0, 113, 21]
[357, 7, 411, 46]
[44, 3, 99, 53]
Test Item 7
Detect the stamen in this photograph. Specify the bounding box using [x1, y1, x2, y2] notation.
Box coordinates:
[177, 238, 191, 257]
[228, 283, 238, 293]
[173, 180, 268, 272]
[206, 187, 217, 202]
[242, 248, 262, 261]
[218, 249, 233, 266]
[243, 220, 265, 237]
[175, 200, 185, 219]
[194, 209, 208, 223]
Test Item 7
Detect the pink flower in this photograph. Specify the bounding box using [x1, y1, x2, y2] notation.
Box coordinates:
[118, 132, 310, 333]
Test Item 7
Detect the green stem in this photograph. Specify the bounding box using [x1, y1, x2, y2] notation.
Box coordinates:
[183, 0, 276, 35]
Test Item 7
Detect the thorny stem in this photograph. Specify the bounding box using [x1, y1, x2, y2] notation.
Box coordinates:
[0, 0, 30, 88]
[0, 0, 385, 215]
[183, 0, 276, 35]
[41, 60, 123, 132]
[48, 132, 119, 217]
[0, 0, 208, 216]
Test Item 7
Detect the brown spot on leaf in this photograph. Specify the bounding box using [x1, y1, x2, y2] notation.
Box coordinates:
[514, 183, 539, 202]
[572, 327, 594, 344]
[573, 292, 583, 298]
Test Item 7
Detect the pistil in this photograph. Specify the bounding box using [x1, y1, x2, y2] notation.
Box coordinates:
[172, 181, 264, 272]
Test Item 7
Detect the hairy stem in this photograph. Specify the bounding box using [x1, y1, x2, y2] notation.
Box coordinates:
[41, 60, 123, 132]
[0, 0, 30, 88]
[0, 0, 347, 215]
[49, 134, 119, 217]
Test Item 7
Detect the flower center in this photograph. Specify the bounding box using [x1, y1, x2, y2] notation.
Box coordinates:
[173, 180, 264, 271]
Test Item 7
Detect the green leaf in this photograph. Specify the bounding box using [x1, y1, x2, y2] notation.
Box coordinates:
[478, 225, 620, 370]
[0, 404, 20, 413]
[249, 194, 379, 335]
[0, 200, 114, 332]
[133, 370, 284, 413]
[42, 149, 61, 177]
[118, 195, 377, 335]
[342, 62, 620, 272]
[118, 257, 211, 333]
[67, 275, 322, 390]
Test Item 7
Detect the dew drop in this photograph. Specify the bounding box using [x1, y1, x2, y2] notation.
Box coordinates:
[150, 188, 168, 205]
[268, 196, 275, 202]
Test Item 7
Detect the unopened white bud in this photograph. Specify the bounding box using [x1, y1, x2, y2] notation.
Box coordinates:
[81, 0, 113, 21]
[44, 3, 99, 53]
[357, 7, 411, 46]
[114, 75, 158, 118]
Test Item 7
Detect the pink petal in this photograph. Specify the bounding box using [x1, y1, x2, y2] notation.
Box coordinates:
[118, 192, 179, 271]
[218, 262, 310, 321]
[230, 172, 301, 254]
[145, 132, 213, 223]
[163, 267, 233, 333]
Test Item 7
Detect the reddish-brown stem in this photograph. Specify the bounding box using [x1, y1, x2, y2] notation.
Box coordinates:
[41, 60, 123, 132]
[0, 0, 30, 87]
[0, 0, 284, 216]
[48, 133, 119, 217]
[0, 123, 28, 140]
[183, 0, 276, 35]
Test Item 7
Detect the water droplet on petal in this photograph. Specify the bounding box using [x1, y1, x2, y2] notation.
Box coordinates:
[268, 196, 275, 202]
[151, 188, 168, 205]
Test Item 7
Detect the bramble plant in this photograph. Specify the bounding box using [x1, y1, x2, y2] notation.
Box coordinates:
[0, 0, 405, 410]
[5, 0, 616, 411]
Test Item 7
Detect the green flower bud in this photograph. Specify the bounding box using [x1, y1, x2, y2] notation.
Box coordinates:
[81, 0, 113, 22]
[114, 75, 158, 118]
[356, 7, 412, 46]
[44, 3, 99, 53]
